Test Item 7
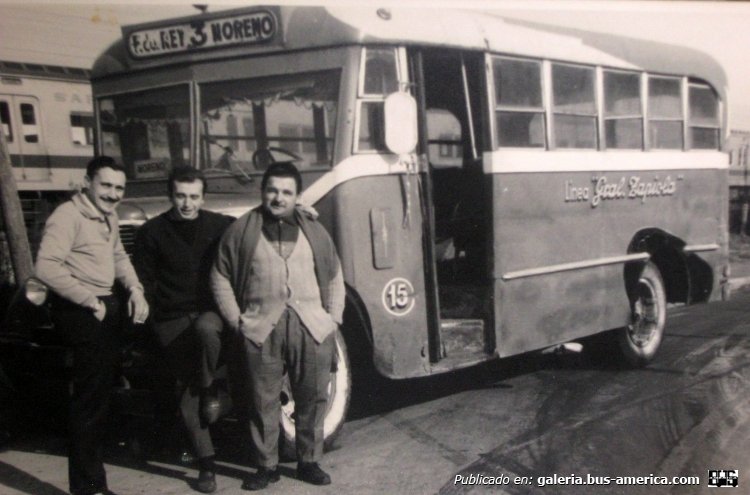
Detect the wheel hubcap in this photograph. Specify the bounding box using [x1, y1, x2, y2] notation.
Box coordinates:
[628, 279, 658, 347]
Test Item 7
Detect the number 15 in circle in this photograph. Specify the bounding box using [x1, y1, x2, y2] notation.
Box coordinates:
[382, 278, 416, 316]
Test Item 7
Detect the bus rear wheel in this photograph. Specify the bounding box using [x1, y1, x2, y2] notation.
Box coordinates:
[279, 330, 351, 460]
[617, 261, 666, 367]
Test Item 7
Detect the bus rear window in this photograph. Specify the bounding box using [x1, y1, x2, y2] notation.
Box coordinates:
[98, 85, 191, 179]
[492, 57, 545, 148]
[689, 83, 720, 150]
[200, 70, 339, 171]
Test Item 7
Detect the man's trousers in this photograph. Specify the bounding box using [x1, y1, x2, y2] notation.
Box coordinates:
[238, 308, 335, 467]
[152, 311, 223, 459]
[51, 294, 121, 495]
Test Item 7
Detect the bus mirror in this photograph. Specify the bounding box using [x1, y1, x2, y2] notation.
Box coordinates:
[384, 92, 418, 155]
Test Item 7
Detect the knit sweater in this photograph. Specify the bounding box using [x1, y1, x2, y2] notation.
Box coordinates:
[211, 206, 345, 343]
[35, 192, 142, 310]
[133, 209, 234, 321]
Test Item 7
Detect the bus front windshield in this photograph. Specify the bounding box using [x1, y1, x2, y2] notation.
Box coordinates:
[200, 70, 339, 173]
[99, 85, 191, 180]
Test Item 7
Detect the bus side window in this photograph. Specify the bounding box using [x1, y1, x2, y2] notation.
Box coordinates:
[603, 70, 643, 149]
[20, 102, 40, 143]
[0, 100, 12, 143]
[552, 63, 597, 149]
[688, 82, 720, 150]
[648, 76, 683, 149]
[70, 112, 94, 145]
[356, 47, 399, 152]
[492, 57, 545, 148]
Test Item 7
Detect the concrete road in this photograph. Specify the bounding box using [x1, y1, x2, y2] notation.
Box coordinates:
[1, 291, 749, 495]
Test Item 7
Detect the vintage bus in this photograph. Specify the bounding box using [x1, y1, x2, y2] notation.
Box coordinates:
[0, 60, 94, 250]
[87, 6, 728, 449]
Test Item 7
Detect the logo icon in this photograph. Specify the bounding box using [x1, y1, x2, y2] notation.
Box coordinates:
[708, 470, 739, 488]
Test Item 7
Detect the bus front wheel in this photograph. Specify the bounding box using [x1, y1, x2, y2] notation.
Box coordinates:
[617, 261, 666, 366]
[279, 330, 351, 460]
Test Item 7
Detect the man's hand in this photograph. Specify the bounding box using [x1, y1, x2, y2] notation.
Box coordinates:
[93, 299, 107, 322]
[128, 287, 149, 324]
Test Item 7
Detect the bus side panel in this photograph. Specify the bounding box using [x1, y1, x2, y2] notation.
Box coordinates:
[492, 168, 726, 358]
[331, 173, 432, 378]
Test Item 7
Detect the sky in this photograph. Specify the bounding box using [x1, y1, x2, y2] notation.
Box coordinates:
[2, 0, 750, 129]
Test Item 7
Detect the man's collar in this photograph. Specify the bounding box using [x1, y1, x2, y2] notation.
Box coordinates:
[73, 191, 108, 221]
[261, 207, 297, 226]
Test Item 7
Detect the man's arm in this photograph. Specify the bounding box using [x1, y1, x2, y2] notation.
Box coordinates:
[35, 206, 99, 310]
[113, 221, 148, 323]
[325, 256, 346, 325]
[210, 265, 241, 331]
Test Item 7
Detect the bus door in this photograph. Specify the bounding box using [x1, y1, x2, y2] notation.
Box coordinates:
[0, 95, 50, 182]
[410, 48, 495, 369]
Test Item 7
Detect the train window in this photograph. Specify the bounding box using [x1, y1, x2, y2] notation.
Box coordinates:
[492, 57, 545, 148]
[70, 112, 94, 145]
[552, 63, 597, 149]
[0, 101, 12, 143]
[20, 103, 39, 143]
[648, 76, 683, 149]
[688, 82, 720, 150]
[603, 70, 643, 149]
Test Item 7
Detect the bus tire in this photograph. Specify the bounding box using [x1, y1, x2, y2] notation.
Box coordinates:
[279, 329, 351, 460]
[617, 261, 666, 367]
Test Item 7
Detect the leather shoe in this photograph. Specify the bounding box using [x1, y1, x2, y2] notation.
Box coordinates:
[297, 462, 331, 486]
[242, 467, 280, 491]
[196, 470, 217, 493]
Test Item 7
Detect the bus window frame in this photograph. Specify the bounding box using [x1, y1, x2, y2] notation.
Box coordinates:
[94, 81, 194, 177]
[549, 61, 598, 150]
[601, 68, 644, 151]
[490, 55, 546, 150]
[646, 74, 684, 151]
[353, 45, 407, 155]
[687, 80, 721, 150]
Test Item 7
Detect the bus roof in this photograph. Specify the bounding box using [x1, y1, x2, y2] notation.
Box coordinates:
[91, 5, 726, 99]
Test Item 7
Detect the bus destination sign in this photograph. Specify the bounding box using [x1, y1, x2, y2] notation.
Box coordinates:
[126, 10, 277, 59]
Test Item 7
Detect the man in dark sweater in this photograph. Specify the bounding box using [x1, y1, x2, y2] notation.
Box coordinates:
[133, 167, 234, 494]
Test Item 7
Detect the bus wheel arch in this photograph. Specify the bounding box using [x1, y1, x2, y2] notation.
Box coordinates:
[627, 229, 689, 304]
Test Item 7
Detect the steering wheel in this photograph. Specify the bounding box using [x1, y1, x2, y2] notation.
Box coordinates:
[252, 147, 303, 170]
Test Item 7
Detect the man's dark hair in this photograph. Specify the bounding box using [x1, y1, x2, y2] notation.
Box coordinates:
[167, 166, 207, 196]
[86, 155, 126, 179]
[261, 161, 302, 194]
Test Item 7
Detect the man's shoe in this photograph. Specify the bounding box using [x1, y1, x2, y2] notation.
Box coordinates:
[196, 470, 217, 493]
[297, 462, 331, 486]
[241, 467, 280, 491]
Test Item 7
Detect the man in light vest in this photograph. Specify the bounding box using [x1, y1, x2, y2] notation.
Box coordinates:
[211, 161, 344, 490]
